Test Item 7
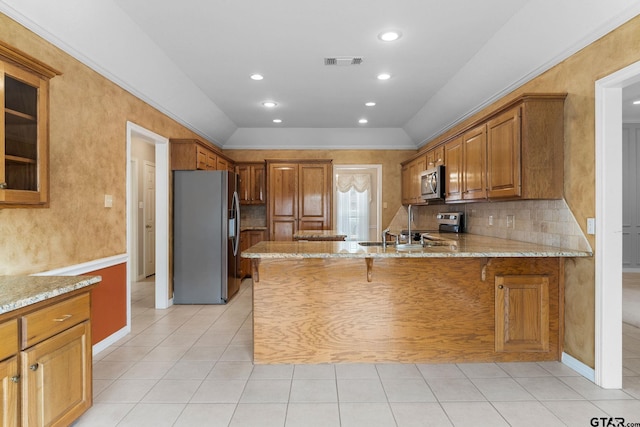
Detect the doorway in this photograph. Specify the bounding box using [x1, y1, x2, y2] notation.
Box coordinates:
[595, 59, 640, 388]
[333, 165, 382, 241]
[126, 122, 170, 320]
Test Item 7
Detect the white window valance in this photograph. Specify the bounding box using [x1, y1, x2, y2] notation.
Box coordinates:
[336, 174, 371, 193]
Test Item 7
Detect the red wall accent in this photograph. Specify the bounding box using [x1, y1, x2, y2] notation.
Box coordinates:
[84, 263, 127, 344]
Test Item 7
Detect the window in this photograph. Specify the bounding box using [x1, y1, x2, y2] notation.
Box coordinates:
[334, 165, 381, 241]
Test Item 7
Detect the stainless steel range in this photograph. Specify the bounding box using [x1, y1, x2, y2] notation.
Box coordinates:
[402, 211, 464, 242]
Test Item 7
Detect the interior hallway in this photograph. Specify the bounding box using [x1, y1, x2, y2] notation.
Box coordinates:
[74, 277, 640, 427]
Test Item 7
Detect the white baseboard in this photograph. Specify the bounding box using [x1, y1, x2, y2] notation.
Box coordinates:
[32, 254, 128, 276]
[92, 325, 131, 355]
[562, 352, 595, 382]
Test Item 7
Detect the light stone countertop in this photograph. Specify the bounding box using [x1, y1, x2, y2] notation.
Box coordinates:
[0, 275, 101, 315]
[293, 230, 347, 240]
[242, 233, 592, 259]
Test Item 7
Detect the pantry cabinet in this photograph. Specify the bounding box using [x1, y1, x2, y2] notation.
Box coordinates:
[267, 160, 332, 240]
[236, 162, 265, 205]
[170, 138, 233, 171]
[0, 41, 61, 208]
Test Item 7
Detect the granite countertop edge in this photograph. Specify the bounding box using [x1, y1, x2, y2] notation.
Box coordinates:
[0, 275, 102, 315]
[242, 234, 592, 259]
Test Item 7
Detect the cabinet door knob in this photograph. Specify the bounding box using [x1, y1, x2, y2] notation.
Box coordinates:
[10, 375, 20, 383]
[0, 182, 7, 189]
[498, 285, 504, 289]
[30, 363, 39, 371]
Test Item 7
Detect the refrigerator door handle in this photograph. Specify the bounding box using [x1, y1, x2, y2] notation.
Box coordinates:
[231, 190, 241, 256]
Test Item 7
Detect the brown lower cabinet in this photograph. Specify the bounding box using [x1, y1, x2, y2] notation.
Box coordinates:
[239, 230, 265, 278]
[0, 290, 93, 427]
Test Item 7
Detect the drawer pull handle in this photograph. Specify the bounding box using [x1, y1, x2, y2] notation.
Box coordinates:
[10, 375, 20, 383]
[53, 314, 72, 322]
[30, 364, 39, 371]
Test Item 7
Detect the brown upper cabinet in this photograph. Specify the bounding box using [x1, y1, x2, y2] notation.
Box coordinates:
[170, 138, 233, 171]
[440, 94, 566, 203]
[400, 155, 426, 205]
[0, 41, 61, 208]
[267, 160, 332, 241]
[236, 162, 265, 205]
[426, 145, 444, 169]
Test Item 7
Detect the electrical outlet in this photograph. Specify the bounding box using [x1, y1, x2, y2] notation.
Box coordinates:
[587, 218, 595, 235]
[506, 214, 515, 229]
[104, 194, 113, 208]
[488, 215, 493, 226]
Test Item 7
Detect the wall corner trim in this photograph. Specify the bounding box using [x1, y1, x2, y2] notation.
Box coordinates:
[562, 352, 596, 382]
[31, 254, 128, 276]
[92, 325, 130, 355]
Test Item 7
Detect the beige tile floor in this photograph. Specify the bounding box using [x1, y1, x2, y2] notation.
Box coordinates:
[74, 277, 640, 427]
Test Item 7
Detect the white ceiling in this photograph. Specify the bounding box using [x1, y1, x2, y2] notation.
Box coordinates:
[1, 0, 640, 149]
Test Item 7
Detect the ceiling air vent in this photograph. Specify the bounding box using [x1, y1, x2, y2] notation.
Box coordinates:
[324, 56, 364, 66]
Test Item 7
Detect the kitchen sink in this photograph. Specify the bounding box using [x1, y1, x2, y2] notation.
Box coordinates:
[395, 243, 425, 250]
[357, 241, 385, 246]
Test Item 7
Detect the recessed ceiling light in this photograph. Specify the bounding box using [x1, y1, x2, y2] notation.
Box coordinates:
[365, 102, 376, 107]
[378, 30, 402, 42]
[262, 101, 277, 108]
[634, 100, 640, 105]
[250, 73, 264, 81]
[359, 118, 368, 124]
[377, 73, 391, 81]
[273, 119, 282, 123]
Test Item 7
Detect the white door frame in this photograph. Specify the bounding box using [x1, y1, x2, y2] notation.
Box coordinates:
[126, 121, 171, 313]
[595, 59, 640, 388]
[333, 164, 383, 240]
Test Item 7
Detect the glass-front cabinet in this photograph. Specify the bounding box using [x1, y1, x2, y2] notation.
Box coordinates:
[0, 41, 59, 207]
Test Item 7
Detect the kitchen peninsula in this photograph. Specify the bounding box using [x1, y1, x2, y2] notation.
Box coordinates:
[243, 235, 590, 365]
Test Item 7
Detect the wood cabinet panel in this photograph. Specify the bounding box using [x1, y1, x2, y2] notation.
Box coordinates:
[237, 163, 265, 204]
[239, 230, 265, 278]
[21, 293, 90, 350]
[488, 107, 522, 199]
[267, 160, 332, 240]
[495, 275, 549, 352]
[21, 321, 91, 427]
[400, 156, 426, 205]
[462, 124, 487, 201]
[0, 43, 60, 207]
[299, 163, 331, 230]
[0, 319, 18, 361]
[444, 137, 463, 202]
[170, 139, 233, 172]
[0, 356, 18, 427]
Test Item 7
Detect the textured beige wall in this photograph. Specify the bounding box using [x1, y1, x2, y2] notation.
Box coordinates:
[0, 15, 211, 275]
[224, 149, 415, 229]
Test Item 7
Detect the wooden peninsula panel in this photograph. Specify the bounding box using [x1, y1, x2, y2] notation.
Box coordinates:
[252, 257, 562, 364]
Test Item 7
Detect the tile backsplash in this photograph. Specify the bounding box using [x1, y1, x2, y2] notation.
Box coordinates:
[389, 199, 591, 252]
[241, 205, 267, 227]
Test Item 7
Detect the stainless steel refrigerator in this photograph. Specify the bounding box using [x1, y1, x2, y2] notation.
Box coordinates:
[173, 170, 241, 304]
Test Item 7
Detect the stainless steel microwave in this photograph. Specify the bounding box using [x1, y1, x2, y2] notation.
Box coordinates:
[420, 165, 445, 200]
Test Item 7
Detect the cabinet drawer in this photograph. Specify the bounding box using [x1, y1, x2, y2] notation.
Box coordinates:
[0, 319, 18, 360]
[21, 293, 90, 349]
